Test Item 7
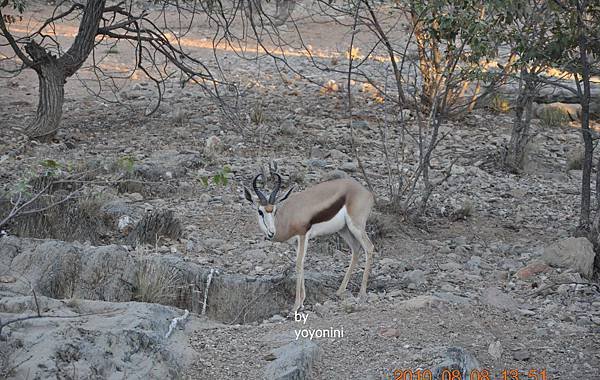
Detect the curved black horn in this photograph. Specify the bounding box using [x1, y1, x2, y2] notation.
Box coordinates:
[269, 173, 282, 204]
[252, 174, 268, 205]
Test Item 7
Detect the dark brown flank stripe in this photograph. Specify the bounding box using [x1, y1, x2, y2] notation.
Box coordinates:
[308, 195, 346, 226]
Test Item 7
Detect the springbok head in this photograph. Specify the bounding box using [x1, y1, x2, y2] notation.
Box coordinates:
[244, 173, 293, 239]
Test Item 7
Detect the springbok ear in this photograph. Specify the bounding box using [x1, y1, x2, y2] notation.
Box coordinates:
[243, 186, 254, 204]
[277, 186, 294, 203]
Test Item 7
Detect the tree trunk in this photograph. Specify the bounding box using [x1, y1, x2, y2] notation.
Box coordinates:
[23, 42, 65, 141]
[577, 0, 592, 232]
[505, 68, 535, 173]
[20, 0, 106, 141]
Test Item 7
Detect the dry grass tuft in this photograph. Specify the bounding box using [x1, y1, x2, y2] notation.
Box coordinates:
[538, 107, 571, 128]
[566, 147, 584, 170]
[134, 256, 181, 304]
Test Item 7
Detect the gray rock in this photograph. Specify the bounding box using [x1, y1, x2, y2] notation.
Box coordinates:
[329, 149, 348, 161]
[512, 349, 531, 361]
[339, 162, 357, 172]
[397, 295, 444, 311]
[465, 256, 481, 272]
[439, 262, 461, 271]
[406, 269, 426, 286]
[481, 287, 520, 312]
[542, 237, 596, 278]
[1, 297, 192, 380]
[305, 159, 328, 168]
[433, 347, 480, 380]
[310, 146, 327, 159]
[488, 341, 503, 361]
[352, 120, 370, 129]
[264, 341, 320, 380]
[8, 239, 137, 301]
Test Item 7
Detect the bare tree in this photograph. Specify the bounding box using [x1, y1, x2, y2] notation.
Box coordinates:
[0, 0, 219, 140]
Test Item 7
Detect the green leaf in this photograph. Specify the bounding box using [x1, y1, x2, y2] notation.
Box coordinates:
[40, 159, 60, 169]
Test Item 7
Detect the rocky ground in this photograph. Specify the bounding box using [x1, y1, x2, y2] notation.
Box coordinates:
[1, 3, 600, 379]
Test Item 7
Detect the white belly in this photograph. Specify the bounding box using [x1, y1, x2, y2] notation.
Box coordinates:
[308, 206, 347, 238]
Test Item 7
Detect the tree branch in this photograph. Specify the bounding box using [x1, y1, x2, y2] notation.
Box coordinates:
[0, 7, 34, 67]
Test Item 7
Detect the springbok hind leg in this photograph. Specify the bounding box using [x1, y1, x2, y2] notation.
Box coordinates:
[347, 221, 375, 300]
[337, 227, 361, 296]
[358, 232, 375, 299]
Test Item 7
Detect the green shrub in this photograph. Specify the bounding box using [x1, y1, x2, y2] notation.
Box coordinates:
[489, 94, 511, 113]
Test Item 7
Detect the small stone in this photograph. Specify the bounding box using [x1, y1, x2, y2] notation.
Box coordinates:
[339, 162, 357, 172]
[352, 120, 369, 129]
[439, 245, 452, 254]
[0, 275, 17, 283]
[488, 341, 502, 361]
[512, 349, 531, 361]
[268, 314, 286, 323]
[185, 240, 195, 252]
[398, 295, 443, 311]
[310, 146, 327, 159]
[439, 262, 461, 271]
[406, 269, 426, 286]
[482, 287, 520, 312]
[515, 260, 551, 280]
[199, 193, 211, 203]
[128, 192, 144, 202]
[117, 215, 134, 234]
[465, 256, 481, 271]
[329, 149, 348, 160]
[518, 308, 536, 316]
[378, 327, 401, 338]
[306, 159, 328, 168]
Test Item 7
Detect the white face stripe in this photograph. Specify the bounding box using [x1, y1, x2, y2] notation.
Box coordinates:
[257, 205, 276, 238]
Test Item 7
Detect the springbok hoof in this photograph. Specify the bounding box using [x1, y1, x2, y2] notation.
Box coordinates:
[357, 292, 368, 303]
[289, 304, 305, 317]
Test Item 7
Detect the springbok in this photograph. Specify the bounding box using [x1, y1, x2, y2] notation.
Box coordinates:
[244, 173, 375, 314]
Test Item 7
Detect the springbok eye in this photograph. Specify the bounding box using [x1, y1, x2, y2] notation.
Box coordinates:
[258, 210, 264, 217]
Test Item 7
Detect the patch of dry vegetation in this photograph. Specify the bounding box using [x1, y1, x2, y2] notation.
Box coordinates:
[133, 255, 182, 304]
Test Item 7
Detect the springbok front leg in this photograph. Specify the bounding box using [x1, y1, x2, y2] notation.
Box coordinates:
[293, 234, 308, 313]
